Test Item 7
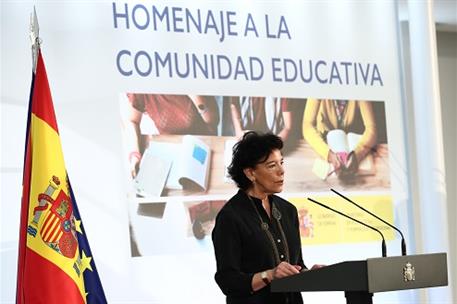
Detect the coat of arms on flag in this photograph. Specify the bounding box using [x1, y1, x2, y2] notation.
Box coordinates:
[28, 175, 78, 259]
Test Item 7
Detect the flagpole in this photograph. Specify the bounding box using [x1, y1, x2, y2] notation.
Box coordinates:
[29, 6, 40, 73]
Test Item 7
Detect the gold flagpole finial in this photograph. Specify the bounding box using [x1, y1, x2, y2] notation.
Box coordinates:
[30, 6, 40, 73]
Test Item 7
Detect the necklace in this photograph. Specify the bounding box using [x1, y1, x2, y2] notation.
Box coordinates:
[247, 193, 290, 265]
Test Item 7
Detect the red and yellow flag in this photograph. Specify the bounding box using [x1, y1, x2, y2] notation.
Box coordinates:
[16, 50, 107, 304]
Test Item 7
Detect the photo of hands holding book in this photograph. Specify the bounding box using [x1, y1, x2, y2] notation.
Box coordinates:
[134, 135, 211, 197]
[120, 93, 220, 198]
[303, 99, 378, 182]
[121, 93, 219, 180]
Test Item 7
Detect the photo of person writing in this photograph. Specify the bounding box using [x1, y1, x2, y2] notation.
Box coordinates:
[302, 99, 377, 180]
[212, 131, 323, 304]
[122, 93, 219, 178]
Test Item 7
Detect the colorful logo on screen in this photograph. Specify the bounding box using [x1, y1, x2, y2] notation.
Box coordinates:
[192, 144, 207, 165]
[27, 176, 78, 259]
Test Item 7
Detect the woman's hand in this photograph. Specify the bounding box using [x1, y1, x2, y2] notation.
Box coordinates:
[345, 151, 358, 174]
[310, 264, 326, 270]
[337, 151, 358, 182]
[327, 150, 342, 171]
[270, 262, 302, 280]
[129, 151, 142, 178]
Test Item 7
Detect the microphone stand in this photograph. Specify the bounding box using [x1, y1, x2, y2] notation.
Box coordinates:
[308, 197, 387, 257]
[331, 188, 407, 256]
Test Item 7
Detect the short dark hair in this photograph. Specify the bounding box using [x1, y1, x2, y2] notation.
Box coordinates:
[228, 131, 283, 190]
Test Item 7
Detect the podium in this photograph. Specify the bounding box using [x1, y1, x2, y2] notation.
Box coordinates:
[271, 253, 448, 304]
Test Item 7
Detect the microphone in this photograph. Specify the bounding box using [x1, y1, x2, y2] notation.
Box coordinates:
[331, 188, 407, 256]
[307, 197, 387, 257]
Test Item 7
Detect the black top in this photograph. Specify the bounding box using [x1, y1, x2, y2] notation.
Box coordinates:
[212, 190, 306, 304]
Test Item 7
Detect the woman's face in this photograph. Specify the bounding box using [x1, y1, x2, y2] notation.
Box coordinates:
[245, 149, 285, 197]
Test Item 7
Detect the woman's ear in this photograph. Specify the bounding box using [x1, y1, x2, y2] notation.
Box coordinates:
[243, 168, 255, 182]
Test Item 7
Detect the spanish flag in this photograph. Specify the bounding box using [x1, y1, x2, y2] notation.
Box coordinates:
[16, 47, 107, 303]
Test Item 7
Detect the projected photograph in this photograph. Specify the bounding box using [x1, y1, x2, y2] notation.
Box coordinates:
[128, 200, 225, 257]
[298, 98, 390, 190]
[185, 200, 226, 240]
[120, 94, 391, 200]
[121, 94, 391, 256]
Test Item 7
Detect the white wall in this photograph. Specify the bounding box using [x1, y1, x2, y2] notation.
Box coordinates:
[401, 21, 457, 303]
[437, 30, 457, 303]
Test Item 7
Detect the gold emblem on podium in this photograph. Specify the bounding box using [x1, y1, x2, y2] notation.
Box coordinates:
[403, 262, 416, 282]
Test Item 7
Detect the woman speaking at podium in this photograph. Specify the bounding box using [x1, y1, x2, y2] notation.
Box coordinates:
[212, 131, 320, 304]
